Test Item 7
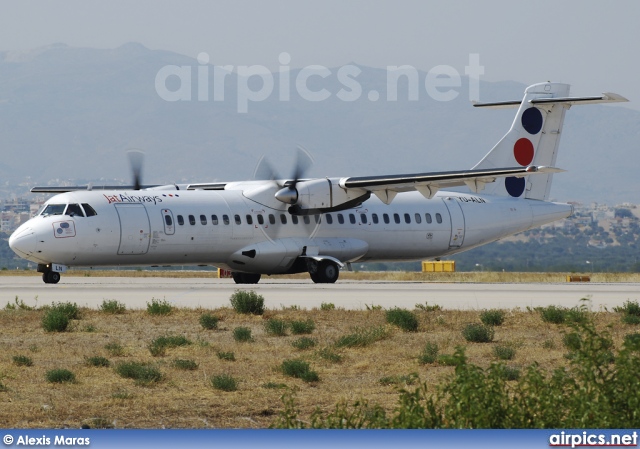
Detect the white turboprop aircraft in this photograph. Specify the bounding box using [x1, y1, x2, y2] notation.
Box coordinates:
[9, 82, 626, 284]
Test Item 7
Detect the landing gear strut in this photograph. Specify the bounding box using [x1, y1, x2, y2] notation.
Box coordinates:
[231, 272, 262, 284]
[308, 259, 339, 284]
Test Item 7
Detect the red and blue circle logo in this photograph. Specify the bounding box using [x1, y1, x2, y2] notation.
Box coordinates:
[507, 107, 543, 197]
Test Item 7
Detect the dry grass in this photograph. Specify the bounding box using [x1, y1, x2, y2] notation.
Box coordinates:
[0, 301, 635, 429]
[2, 269, 640, 283]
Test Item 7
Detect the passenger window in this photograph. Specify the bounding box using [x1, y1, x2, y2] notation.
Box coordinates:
[349, 214, 356, 224]
[200, 214, 207, 225]
[372, 213, 379, 224]
[326, 214, 333, 224]
[314, 215, 320, 224]
[211, 214, 219, 225]
[189, 215, 196, 225]
[82, 204, 97, 217]
[66, 204, 84, 217]
[337, 214, 344, 224]
[425, 213, 432, 224]
[235, 215, 242, 225]
[404, 213, 411, 224]
[361, 214, 367, 224]
[177, 215, 184, 226]
[165, 215, 173, 226]
[257, 214, 264, 225]
[292, 215, 299, 225]
[415, 213, 422, 224]
[436, 213, 443, 224]
[280, 214, 287, 224]
[246, 215, 253, 225]
[383, 213, 390, 224]
[303, 216, 310, 225]
[269, 214, 276, 225]
[223, 215, 230, 225]
[394, 213, 401, 224]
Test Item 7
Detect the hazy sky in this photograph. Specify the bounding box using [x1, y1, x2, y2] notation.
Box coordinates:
[1, 0, 639, 108]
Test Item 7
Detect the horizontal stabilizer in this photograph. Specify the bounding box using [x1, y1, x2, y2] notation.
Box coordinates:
[473, 92, 628, 109]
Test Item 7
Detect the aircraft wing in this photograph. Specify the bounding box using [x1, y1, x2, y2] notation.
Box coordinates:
[339, 165, 563, 203]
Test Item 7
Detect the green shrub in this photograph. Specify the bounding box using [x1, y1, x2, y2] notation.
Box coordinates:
[149, 335, 192, 357]
[217, 351, 236, 361]
[462, 323, 494, 343]
[320, 302, 335, 311]
[500, 365, 521, 381]
[563, 332, 582, 351]
[46, 369, 75, 383]
[12, 355, 33, 367]
[172, 359, 199, 370]
[51, 302, 80, 319]
[104, 342, 125, 357]
[290, 319, 316, 335]
[199, 313, 220, 330]
[437, 354, 461, 366]
[418, 342, 439, 364]
[211, 374, 238, 391]
[264, 318, 288, 336]
[335, 326, 390, 348]
[4, 296, 34, 311]
[379, 373, 419, 386]
[100, 300, 126, 314]
[233, 326, 253, 342]
[480, 309, 506, 326]
[415, 302, 442, 312]
[538, 305, 567, 324]
[85, 356, 110, 367]
[292, 337, 317, 350]
[281, 359, 319, 382]
[0, 382, 7, 392]
[41, 309, 70, 332]
[622, 314, 640, 325]
[623, 333, 640, 350]
[317, 347, 343, 363]
[115, 362, 162, 383]
[614, 300, 640, 317]
[493, 345, 516, 361]
[146, 298, 173, 315]
[566, 307, 589, 324]
[230, 290, 264, 315]
[385, 308, 419, 332]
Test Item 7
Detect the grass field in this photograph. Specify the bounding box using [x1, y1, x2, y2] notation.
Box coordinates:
[1, 292, 638, 428]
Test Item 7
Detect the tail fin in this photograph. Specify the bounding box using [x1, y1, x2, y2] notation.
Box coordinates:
[472, 82, 627, 200]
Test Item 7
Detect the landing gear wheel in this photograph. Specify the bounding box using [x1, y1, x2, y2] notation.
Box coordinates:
[308, 260, 339, 284]
[231, 272, 261, 284]
[317, 260, 339, 283]
[43, 271, 61, 284]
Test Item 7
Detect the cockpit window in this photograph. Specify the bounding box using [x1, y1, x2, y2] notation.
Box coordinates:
[66, 204, 85, 217]
[82, 204, 97, 217]
[40, 204, 66, 216]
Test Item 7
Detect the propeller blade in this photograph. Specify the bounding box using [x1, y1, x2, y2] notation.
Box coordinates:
[253, 155, 279, 181]
[291, 146, 314, 185]
[127, 149, 145, 190]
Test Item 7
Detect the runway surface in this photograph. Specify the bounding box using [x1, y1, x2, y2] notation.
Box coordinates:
[1, 276, 639, 310]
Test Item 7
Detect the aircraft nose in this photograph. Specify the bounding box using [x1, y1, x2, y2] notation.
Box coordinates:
[9, 226, 37, 258]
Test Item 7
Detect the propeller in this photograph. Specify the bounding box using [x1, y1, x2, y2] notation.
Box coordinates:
[275, 146, 314, 205]
[127, 149, 145, 190]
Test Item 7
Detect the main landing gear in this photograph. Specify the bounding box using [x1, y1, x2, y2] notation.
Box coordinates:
[307, 259, 339, 284]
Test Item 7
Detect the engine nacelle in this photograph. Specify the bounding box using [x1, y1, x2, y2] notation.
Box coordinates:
[282, 178, 370, 215]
